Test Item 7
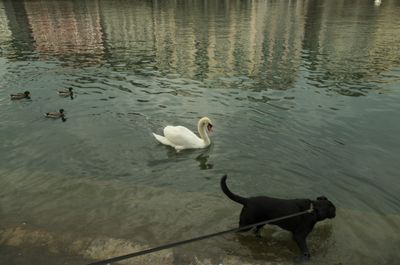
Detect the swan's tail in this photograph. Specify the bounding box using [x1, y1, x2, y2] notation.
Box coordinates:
[152, 133, 175, 147]
[220, 175, 248, 205]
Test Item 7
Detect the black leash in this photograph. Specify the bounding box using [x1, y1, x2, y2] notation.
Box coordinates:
[88, 204, 314, 265]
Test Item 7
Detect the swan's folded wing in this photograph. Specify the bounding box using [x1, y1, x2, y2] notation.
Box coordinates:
[163, 126, 202, 148]
[152, 133, 176, 147]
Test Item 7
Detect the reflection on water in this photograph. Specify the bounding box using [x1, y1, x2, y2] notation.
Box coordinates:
[1, 0, 400, 264]
[25, 0, 104, 62]
[1, 0, 399, 93]
[196, 153, 213, 170]
[148, 146, 214, 171]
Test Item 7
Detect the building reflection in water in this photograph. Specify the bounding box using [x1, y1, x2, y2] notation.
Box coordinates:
[0, 1, 12, 47]
[23, 0, 104, 64]
[0, 0, 399, 91]
[302, 0, 400, 94]
[98, 0, 156, 68]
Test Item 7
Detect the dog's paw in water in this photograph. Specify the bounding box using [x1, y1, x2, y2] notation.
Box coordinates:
[294, 253, 311, 263]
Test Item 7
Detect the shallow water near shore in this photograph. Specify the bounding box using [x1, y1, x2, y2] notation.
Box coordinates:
[1, 170, 399, 265]
[1, 0, 400, 264]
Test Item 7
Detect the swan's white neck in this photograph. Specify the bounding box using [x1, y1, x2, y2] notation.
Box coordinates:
[198, 120, 210, 146]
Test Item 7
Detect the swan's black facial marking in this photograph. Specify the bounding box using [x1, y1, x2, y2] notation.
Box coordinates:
[207, 123, 213, 132]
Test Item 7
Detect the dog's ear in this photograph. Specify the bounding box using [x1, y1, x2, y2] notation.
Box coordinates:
[317, 196, 327, 200]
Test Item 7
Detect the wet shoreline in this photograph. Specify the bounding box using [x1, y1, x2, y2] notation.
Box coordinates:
[1, 170, 399, 265]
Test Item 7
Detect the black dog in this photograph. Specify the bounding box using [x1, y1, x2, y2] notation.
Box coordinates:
[220, 175, 336, 258]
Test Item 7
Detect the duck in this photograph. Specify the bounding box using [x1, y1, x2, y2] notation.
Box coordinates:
[10, 91, 31, 100]
[58, 87, 73, 99]
[152, 117, 213, 151]
[45, 109, 66, 122]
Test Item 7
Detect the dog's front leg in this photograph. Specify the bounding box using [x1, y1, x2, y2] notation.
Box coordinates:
[293, 232, 310, 258]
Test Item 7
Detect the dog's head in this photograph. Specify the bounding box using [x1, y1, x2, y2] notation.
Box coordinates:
[314, 196, 336, 221]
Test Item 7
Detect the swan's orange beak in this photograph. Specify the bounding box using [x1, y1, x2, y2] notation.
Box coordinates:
[207, 124, 213, 132]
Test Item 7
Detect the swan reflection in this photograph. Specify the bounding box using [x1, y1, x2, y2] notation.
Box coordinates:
[195, 153, 213, 170]
[148, 146, 213, 171]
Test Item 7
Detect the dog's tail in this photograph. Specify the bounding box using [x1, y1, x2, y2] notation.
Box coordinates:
[220, 175, 247, 205]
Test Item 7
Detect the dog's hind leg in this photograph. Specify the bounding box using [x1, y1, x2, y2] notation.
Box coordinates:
[237, 223, 252, 233]
[254, 225, 264, 238]
[238, 208, 255, 233]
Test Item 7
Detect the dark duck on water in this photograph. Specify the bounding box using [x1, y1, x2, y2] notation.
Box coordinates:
[58, 87, 73, 99]
[45, 109, 66, 122]
[10, 91, 31, 100]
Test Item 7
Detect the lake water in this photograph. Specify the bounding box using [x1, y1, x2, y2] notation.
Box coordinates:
[1, 0, 400, 264]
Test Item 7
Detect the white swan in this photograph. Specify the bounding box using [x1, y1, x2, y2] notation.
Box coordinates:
[153, 117, 213, 151]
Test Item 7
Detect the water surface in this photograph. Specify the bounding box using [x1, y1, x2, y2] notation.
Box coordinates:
[1, 0, 400, 264]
